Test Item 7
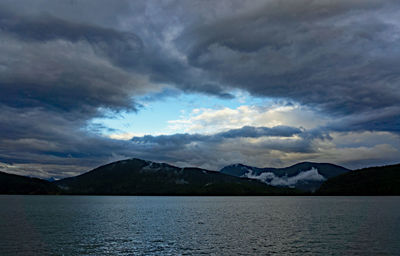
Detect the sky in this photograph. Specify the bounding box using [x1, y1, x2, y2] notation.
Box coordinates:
[0, 0, 400, 179]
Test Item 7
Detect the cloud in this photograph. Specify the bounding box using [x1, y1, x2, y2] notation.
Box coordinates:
[326, 106, 400, 134]
[307, 132, 400, 169]
[0, 9, 143, 66]
[177, 0, 400, 131]
[243, 167, 326, 187]
[2, 0, 400, 124]
[168, 104, 328, 134]
[0, 23, 156, 114]
[131, 125, 303, 145]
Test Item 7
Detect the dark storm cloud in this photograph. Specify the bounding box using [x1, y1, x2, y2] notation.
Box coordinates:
[1, 3, 234, 99]
[177, 0, 400, 131]
[220, 126, 302, 139]
[0, 9, 143, 59]
[2, 0, 399, 124]
[131, 125, 302, 145]
[327, 106, 400, 134]
[0, 7, 150, 113]
[0, 106, 126, 165]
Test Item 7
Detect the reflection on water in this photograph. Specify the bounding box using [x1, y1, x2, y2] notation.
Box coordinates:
[0, 196, 399, 255]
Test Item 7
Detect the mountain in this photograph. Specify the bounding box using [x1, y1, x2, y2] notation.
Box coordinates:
[220, 162, 350, 192]
[317, 164, 400, 195]
[2, 160, 398, 195]
[55, 158, 299, 195]
[0, 171, 61, 194]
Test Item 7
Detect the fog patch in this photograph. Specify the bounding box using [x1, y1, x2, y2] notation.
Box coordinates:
[242, 167, 326, 187]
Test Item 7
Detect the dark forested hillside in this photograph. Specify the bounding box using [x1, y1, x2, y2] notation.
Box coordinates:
[317, 164, 400, 195]
[0, 171, 60, 194]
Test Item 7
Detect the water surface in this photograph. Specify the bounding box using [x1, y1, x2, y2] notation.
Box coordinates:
[0, 196, 399, 255]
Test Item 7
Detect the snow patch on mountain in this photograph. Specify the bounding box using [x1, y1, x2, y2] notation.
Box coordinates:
[242, 167, 326, 187]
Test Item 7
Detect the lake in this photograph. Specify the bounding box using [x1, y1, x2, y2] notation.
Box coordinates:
[0, 196, 399, 255]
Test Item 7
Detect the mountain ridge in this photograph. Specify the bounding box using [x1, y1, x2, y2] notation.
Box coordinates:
[1, 159, 399, 195]
[54, 158, 299, 195]
[220, 162, 350, 192]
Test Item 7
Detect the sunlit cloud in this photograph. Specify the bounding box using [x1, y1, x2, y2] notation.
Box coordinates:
[167, 104, 328, 134]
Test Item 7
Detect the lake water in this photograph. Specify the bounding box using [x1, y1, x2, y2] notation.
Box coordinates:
[0, 196, 399, 255]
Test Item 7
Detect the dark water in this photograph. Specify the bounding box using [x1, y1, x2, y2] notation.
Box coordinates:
[0, 196, 399, 255]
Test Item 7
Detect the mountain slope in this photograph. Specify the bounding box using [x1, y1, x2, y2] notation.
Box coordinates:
[0, 171, 60, 194]
[317, 164, 400, 195]
[220, 162, 350, 192]
[55, 158, 299, 195]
